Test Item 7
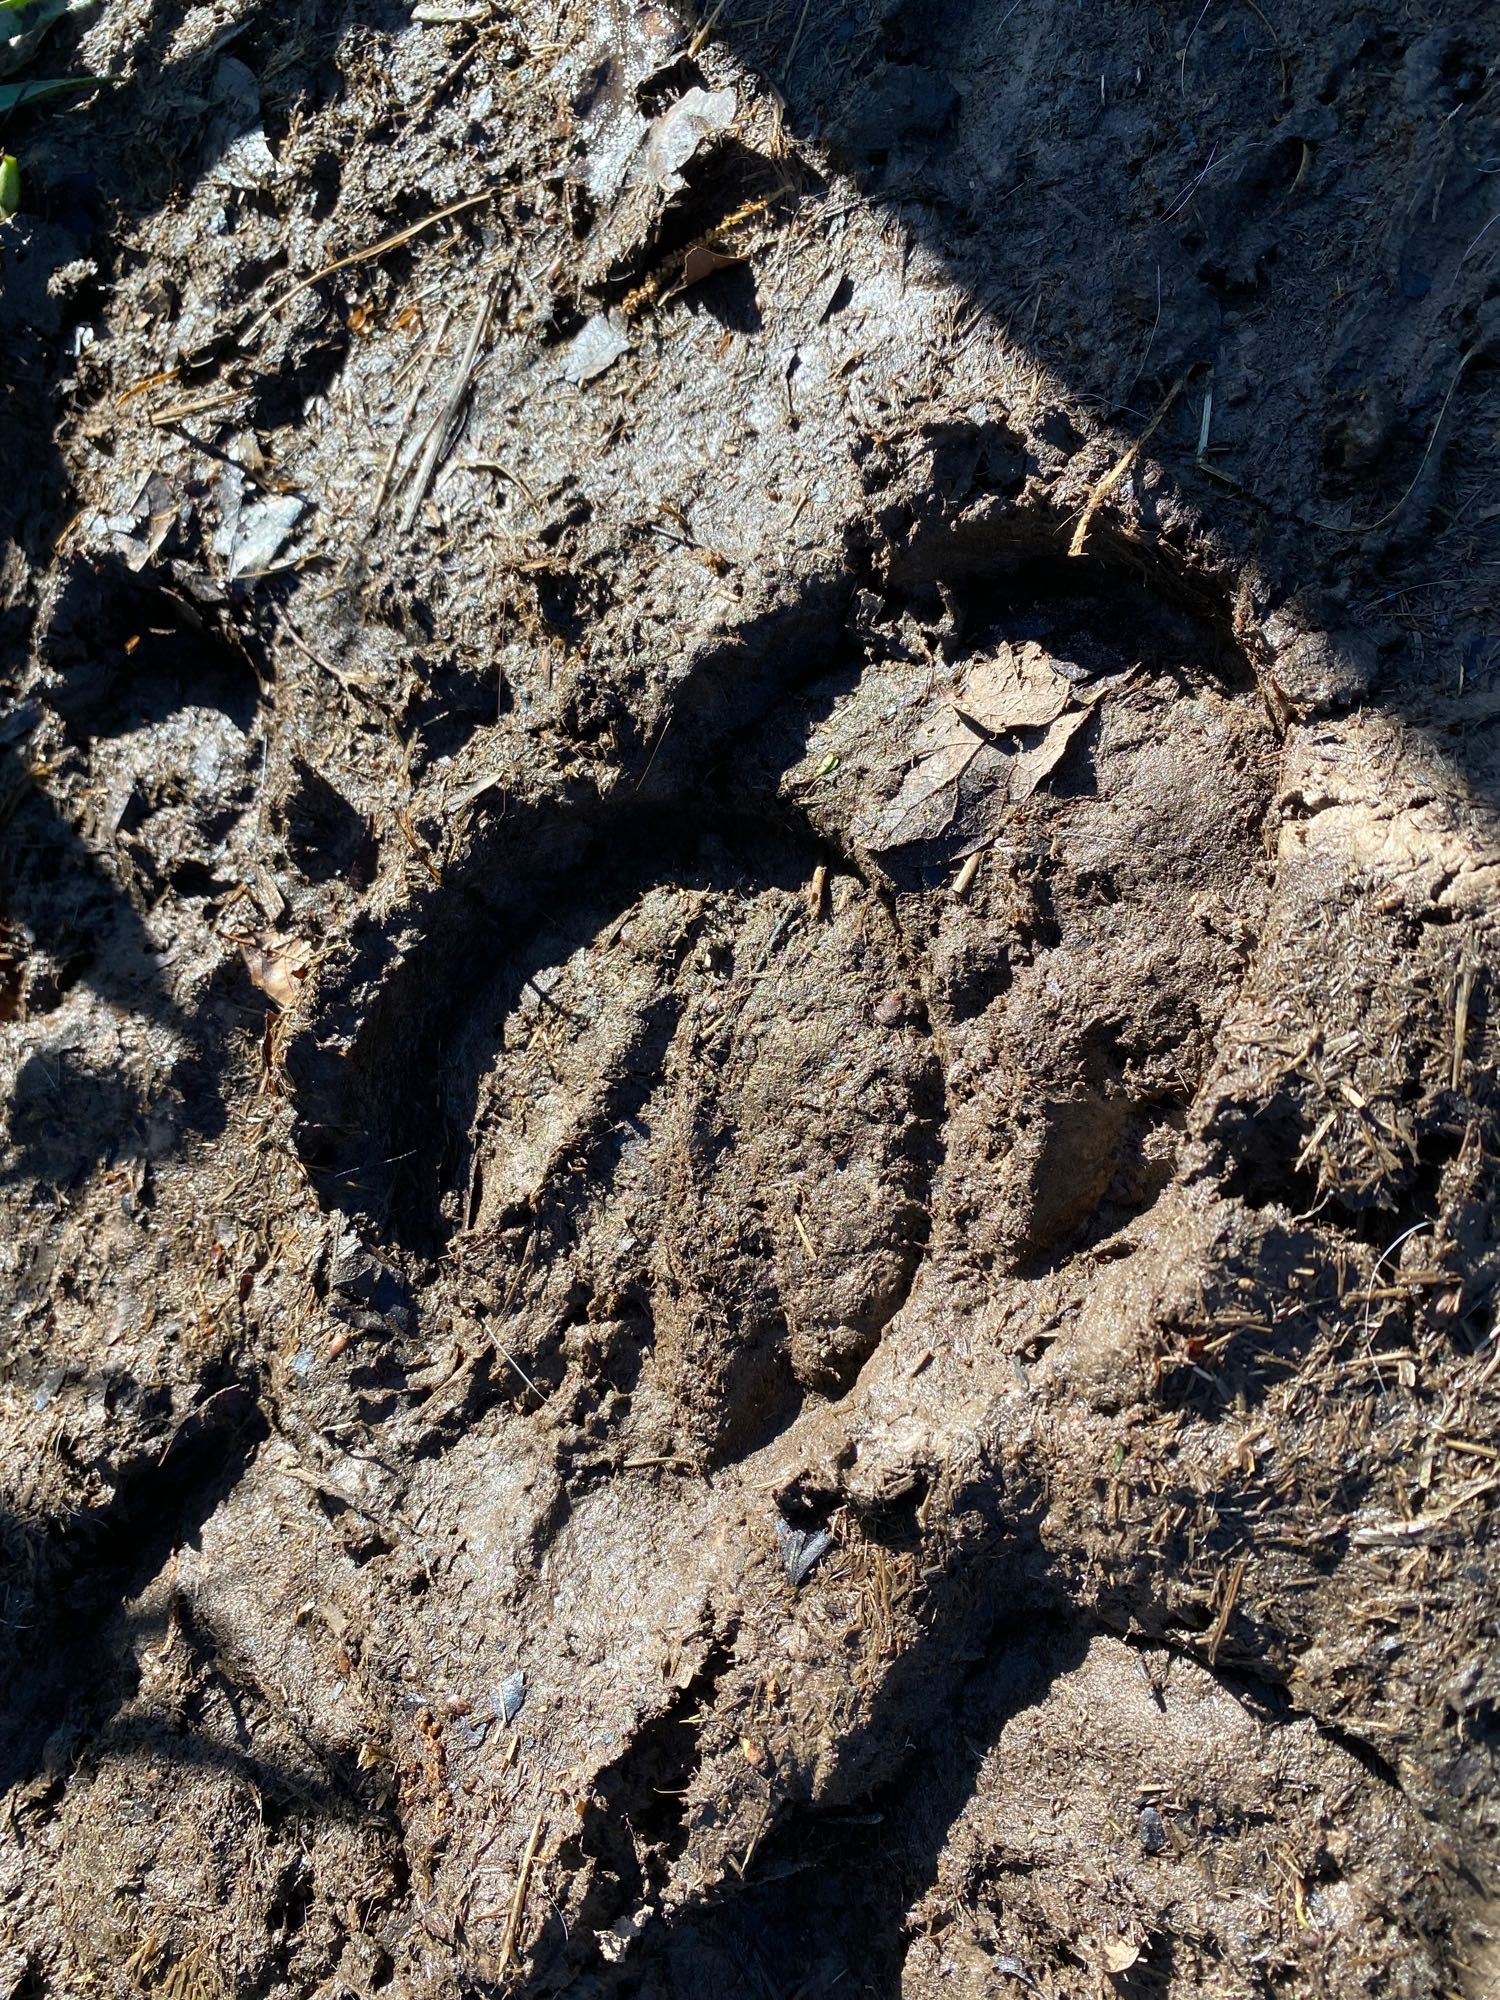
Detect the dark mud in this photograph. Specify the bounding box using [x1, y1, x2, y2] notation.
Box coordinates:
[2, 2, 1498, 1997]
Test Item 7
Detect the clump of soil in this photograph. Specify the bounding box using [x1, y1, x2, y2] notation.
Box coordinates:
[2, 2, 1498, 1997]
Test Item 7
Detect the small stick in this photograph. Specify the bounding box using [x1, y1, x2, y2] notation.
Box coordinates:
[459, 457, 542, 507]
[752, 904, 799, 973]
[688, 0, 728, 55]
[236, 190, 496, 346]
[399, 270, 503, 534]
[1453, 961, 1476, 1091]
[116, 366, 180, 408]
[1206, 1552, 1247, 1665]
[499, 1814, 545, 1969]
[148, 389, 245, 426]
[808, 862, 828, 918]
[952, 849, 984, 899]
[395, 806, 444, 883]
[1068, 372, 1188, 558]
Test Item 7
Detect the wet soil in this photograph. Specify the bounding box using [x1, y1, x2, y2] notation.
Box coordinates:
[2, 2, 1499, 1996]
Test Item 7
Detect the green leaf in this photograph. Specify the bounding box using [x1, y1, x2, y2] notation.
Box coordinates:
[0, 0, 89, 76]
[0, 151, 18, 215]
[0, 73, 97, 110]
[0, 0, 82, 31]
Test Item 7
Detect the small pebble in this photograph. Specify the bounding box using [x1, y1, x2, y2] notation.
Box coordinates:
[874, 990, 905, 1028]
[1138, 1805, 1167, 1854]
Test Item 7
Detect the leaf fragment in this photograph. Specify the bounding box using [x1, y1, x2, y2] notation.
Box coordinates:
[242, 935, 312, 1009]
[853, 641, 1094, 853]
[0, 74, 97, 109]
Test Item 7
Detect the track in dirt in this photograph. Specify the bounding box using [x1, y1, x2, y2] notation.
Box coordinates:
[292, 501, 1274, 1492]
[5, 4, 1498, 1992]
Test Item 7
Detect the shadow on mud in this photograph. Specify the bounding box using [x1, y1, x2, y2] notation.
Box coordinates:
[0, 1378, 265, 1797]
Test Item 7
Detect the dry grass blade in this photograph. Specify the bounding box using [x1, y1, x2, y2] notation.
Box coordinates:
[398, 268, 504, 534]
[369, 303, 457, 527]
[499, 1813, 545, 1969]
[1305, 346, 1477, 537]
[1068, 373, 1187, 557]
[236, 190, 496, 347]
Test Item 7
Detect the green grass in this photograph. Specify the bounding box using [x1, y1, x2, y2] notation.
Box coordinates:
[0, 0, 101, 216]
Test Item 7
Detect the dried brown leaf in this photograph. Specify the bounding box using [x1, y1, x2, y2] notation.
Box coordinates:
[679, 243, 747, 289]
[854, 643, 1090, 851]
[242, 935, 311, 1009]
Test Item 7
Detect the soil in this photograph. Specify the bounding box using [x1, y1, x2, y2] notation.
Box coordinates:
[2, 2, 1499, 1996]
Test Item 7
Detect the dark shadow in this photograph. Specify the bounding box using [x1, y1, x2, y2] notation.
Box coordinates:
[0, 1374, 266, 1797]
[689, 0, 1500, 814]
[625, 1626, 1089, 2000]
[0, 1367, 392, 1832]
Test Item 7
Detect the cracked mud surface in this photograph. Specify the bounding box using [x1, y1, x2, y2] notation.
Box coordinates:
[3, 2, 1500, 1997]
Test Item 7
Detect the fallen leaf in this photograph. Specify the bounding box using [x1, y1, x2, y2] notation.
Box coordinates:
[110, 469, 178, 572]
[1100, 1939, 1142, 1975]
[960, 640, 1071, 731]
[1006, 704, 1092, 802]
[242, 935, 311, 1009]
[854, 642, 1093, 852]
[678, 242, 747, 290]
[579, 85, 738, 284]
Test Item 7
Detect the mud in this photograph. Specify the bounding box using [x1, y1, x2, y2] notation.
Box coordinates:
[2, 1, 1499, 1996]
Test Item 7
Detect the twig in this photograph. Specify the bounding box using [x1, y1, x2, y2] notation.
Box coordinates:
[457, 457, 542, 508]
[398, 270, 503, 534]
[147, 390, 246, 426]
[1068, 372, 1188, 557]
[1452, 961, 1477, 1091]
[499, 1814, 545, 1969]
[115, 366, 179, 408]
[688, 0, 729, 56]
[236, 191, 496, 347]
[1206, 1552, 1247, 1664]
